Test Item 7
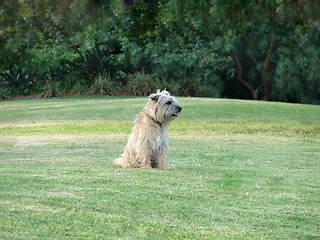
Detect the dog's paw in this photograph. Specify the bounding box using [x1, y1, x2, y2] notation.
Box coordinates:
[162, 165, 176, 170]
[141, 164, 152, 169]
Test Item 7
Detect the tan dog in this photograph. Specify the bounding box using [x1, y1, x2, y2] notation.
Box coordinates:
[114, 90, 182, 169]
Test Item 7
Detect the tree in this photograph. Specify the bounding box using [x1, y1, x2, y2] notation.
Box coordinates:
[273, 26, 320, 104]
[1, 0, 319, 103]
[214, 0, 279, 100]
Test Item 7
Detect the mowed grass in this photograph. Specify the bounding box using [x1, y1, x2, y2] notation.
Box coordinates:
[0, 97, 319, 239]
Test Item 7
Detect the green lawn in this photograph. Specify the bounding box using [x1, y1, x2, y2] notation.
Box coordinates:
[0, 97, 319, 239]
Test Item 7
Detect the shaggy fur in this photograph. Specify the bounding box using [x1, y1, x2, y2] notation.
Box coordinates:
[114, 90, 182, 169]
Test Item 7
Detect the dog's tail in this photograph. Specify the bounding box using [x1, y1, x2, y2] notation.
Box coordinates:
[113, 157, 124, 167]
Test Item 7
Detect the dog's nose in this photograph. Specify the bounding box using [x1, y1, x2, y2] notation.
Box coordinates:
[177, 106, 182, 112]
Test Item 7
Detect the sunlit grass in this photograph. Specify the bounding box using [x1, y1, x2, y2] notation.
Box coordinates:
[0, 120, 319, 138]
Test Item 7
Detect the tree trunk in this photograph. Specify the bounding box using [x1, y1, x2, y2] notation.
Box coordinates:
[233, 52, 260, 100]
[261, 39, 274, 101]
[250, 38, 274, 101]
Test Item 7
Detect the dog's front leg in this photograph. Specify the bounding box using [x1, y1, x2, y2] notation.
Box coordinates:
[140, 155, 152, 168]
[136, 144, 152, 169]
[159, 155, 175, 170]
[141, 158, 151, 168]
[158, 143, 174, 170]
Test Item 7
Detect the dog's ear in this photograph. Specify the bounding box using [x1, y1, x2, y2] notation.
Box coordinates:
[149, 94, 159, 102]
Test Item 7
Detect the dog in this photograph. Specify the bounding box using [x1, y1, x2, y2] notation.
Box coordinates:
[113, 89, 182, 169]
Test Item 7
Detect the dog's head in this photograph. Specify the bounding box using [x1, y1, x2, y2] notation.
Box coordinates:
[145, 89, 182, 123]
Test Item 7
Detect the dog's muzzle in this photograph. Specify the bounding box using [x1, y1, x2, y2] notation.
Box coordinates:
[172, 106, 182, 117]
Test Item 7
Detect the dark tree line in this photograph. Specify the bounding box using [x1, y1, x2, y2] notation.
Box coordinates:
[0, 0, 319, 103]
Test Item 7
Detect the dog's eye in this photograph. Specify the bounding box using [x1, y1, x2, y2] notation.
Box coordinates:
[166, 101, 172, 105]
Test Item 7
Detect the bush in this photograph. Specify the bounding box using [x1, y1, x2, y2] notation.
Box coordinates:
[69, 44, 120, 86]
[0, 67, 40, 96]
[127, 71, 159, 96]
[0, 87, 9, 100]
[70, 81, 87, 96]
[173, 76, 223, 98]
[123, 49, 156, 74]
[174, 78, 202, 97]
[89, 72, 116, 96]
[40, 81, 61, 98]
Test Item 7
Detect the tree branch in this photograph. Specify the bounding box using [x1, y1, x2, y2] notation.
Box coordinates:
[233, 52, 258, 100]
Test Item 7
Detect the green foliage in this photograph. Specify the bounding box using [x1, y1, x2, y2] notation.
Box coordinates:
[174, 77, 222, 98]
[174, 78, 202, 97]
[40, 81, 61, 98]
[0, 87, 9, 100]
[70, 81, 87, 96]
[1, 0, 320, 103]
[127, 71, 159, 96]
[69, 44, 120, 86]
[273, 28, 320, 104]
[89, 72, 116, 96]
[148, 44, 225, 97]
[123, 49, 156, 74]
[0, 67, 40, 96]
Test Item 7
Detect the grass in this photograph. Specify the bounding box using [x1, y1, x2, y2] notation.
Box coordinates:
[0, 96, 319, 239]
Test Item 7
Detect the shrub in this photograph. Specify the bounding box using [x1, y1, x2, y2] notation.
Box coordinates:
[89, 72, 116, 96]
[0, 87, 9, 100]
[44, 64, 83, 95]
[70, 81, 87, 96]
[173, 76, 223, 98]
[174, 78, 202, 97]
[127, 71, 159, 96]
[0, 67, 39, 96]
[123, 49, 156, 74]
[40, 81, 61, 98]
[69, 44, 120, 86]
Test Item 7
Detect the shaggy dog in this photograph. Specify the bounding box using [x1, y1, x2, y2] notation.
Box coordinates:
[114, 90, 182, 169]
